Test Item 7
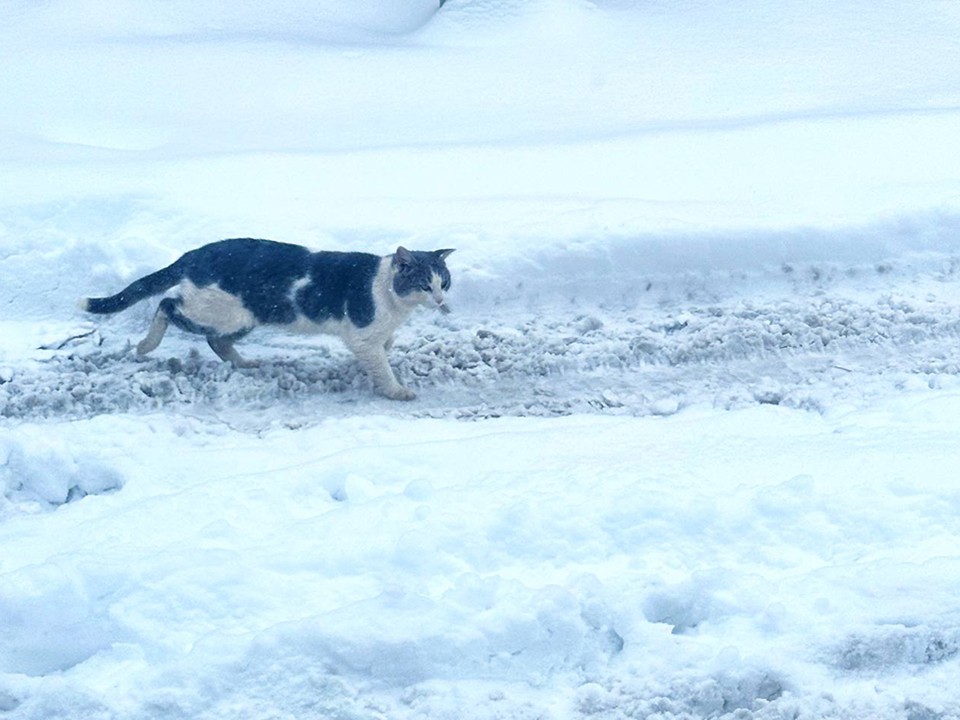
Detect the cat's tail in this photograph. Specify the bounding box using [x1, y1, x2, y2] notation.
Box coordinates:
[81, 259, 186, 315]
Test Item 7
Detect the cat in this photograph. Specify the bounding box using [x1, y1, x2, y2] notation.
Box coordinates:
[81, 238, 454, 400]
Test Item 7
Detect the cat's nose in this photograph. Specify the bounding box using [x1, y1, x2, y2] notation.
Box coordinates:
[432, 290, 450, 313]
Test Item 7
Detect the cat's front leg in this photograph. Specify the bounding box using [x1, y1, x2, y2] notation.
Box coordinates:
[384, 385, 416, 401]
[348, 339, 414, 401]
[208, 335, 259, 369]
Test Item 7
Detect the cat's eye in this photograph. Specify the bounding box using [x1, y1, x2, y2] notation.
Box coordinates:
[420, 282, 432, 291]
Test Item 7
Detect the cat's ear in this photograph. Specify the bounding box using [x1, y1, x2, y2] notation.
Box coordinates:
[393, 246, 414, 268]
[434, 249, 455, 261]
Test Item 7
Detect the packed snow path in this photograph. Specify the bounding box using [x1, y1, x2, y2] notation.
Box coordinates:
[3, 262, 959, 425]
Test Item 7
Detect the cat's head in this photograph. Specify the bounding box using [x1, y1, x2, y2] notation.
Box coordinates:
[392, 247, 454, 310]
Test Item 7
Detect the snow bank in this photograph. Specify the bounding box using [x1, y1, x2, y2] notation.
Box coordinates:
[0, 427, 124, 515]
[3, 404, 960, 718]
[3, 0, 959, 236]
[5, 0, 442, 42]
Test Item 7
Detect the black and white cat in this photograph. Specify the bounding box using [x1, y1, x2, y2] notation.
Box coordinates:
[81, 238, 454, 400]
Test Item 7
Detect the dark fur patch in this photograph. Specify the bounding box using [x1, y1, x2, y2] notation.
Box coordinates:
[298, 251, 380, 327]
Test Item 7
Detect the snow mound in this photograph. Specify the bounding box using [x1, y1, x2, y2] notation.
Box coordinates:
[572, 667, 787, 719]
[0, 430, 124, 516]
[0, 562, 128, 676]
[834, 625, 960, 672]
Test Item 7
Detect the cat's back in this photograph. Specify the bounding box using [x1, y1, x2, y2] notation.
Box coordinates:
[180, 238, 384, 329]
[183, 238, 311, 290]
[306, 250, 381, 288]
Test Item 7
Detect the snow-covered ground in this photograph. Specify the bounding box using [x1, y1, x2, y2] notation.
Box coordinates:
[3, 1, 960, 718]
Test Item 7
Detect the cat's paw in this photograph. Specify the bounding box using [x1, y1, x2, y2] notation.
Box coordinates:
[382, 386, 417, 401]
[136, 339, 160, 356]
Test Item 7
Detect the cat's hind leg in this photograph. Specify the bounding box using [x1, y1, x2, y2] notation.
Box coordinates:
[207, 335, 258, 369]
[136, 304, 171, 356]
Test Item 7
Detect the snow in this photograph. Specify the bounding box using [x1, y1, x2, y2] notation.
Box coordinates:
[2, 1, 960, 718]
